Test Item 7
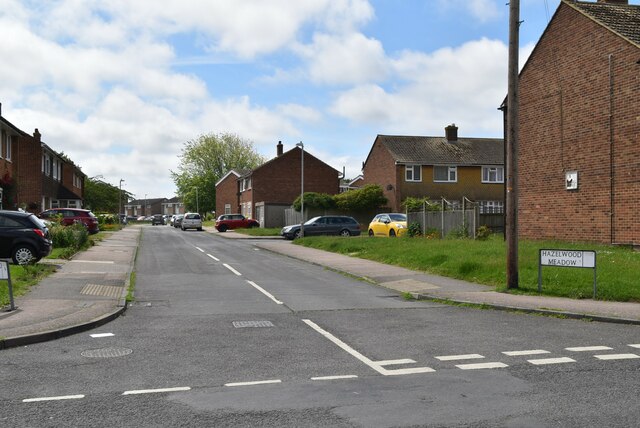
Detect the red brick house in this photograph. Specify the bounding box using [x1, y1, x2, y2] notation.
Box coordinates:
[361, 125, 504, 213]
[0, 104, 85, 211]
[216, 142, 340, 227]
[511, 0, 639, 245]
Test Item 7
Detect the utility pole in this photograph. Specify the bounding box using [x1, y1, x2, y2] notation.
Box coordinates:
[506, 0, 520, 289]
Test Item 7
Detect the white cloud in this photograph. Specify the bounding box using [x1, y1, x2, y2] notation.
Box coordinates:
[437, 0, 502, 23]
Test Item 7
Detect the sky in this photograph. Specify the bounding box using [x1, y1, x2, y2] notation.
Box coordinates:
[1, 0, 638, 201]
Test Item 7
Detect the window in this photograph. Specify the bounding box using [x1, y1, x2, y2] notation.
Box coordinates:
[479, 201, 504, 214]
[73, 173, 82, 189]
[43, 155, 51, 175]
[5, 134, 11, 161]
[482, 166, 504, 183]
[224, 204, 231, 214]
[53, 159, 58, 180]
[405, 165, 422, 182]
[434, 166, 457, 182]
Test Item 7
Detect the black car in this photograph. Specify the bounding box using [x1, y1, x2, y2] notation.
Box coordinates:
[0, 210, 53, 264]
[151, 214, 165, 225]
[281, 215, 361, 240]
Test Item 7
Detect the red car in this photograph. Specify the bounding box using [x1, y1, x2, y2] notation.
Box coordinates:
[215, 214, 259, 232]
[38, 208, 100, 234]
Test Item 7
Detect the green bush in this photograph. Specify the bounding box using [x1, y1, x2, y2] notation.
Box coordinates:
[49, 223, 89, 252]
[407, 222, 422, 237]
[476, 225, 492, 240]
[97, 213, 117, 225]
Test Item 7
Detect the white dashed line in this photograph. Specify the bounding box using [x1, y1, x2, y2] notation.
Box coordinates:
[23, 395, 84, 403]
[376, 359, 416, 366]
[122, 387, 191, 395]
[223, 264, 242, 276]
[566, 346, 612, 352]
[246, 281, 283, 305]
[194, 246, 204, 253]
[629, 344, 640, 349]
[528, 357, 576, 365]
[456, 362, 508, 370]
[302, 319, 434, 376]
[502, 350, 550, 356]
[594, 353, 640, 361]
[207, 254, 220, 261]
[435, 354, 484, 361]
[225, 380, 282, 387]
[90, 333, 114, 338]
[311, 375, 358, 381]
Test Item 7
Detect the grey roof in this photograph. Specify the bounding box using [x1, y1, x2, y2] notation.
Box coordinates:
[373, 135, 503, 166]
[569, 1, 640, 46]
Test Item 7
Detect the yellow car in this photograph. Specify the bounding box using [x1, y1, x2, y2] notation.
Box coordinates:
[368, 213, 407, 237]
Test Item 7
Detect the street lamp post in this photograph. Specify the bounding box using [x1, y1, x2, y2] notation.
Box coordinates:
[195, 187, 199, 215]
[296, 142, 304, 238]
[119, 179, 124, 223]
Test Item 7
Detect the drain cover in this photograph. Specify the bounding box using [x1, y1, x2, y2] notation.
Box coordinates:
[81, 347, 133, 358]
[232, 320, 274, 328]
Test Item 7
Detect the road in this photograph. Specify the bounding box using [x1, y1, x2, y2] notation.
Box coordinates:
[1, 225, 639, 427]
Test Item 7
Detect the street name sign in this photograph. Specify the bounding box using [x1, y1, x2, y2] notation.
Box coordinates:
[538, 249, 597, 298]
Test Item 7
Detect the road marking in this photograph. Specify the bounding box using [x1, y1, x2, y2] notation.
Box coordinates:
[23, 395, 84, 403]
[311, 375, 358, 381]
[207, 254, 220, 261]
[376, 359, 416, 366]
[594, 353, 640, 361]
[123, 387, 191, 395]
[225, 380, 282, 387]
[502, 350, 550, 356]
[302, 319, 434, 376]
[528, 357, 576, 365]
[223, 264, 242, 276]
[246, 280, 283, 305]
[194, 246, 204, 253]
[629, 344, 640, 349]
[456, 362, 508, 370]
[435, 354, 484, 361]
[566, 346, 612, 352]
[90, 333, 114, 338]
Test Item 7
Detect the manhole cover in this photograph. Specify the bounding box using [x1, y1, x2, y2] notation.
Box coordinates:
[232, 321, 274, 328]
[81, 347, 133, 358]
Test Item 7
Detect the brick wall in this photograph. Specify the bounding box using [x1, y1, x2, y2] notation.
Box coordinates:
[215, 173, 240, 215]
[361, 138, 398, 210]
[517, 3, 639, 244]
[15, 133, 43, 211]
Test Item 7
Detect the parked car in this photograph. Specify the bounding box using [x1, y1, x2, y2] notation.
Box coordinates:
[151, 214, 165, 225]
[0, 210, 53, 264]
[281, 216, 361, 240]
[368, 213, 407, 237]
[181, 212, 203, 231]
[38, 208, 100, 234]
[173, 214, 184, 228]
[215, 214, 259, 232]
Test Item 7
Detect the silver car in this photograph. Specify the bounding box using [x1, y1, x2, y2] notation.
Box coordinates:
[181, 213, 203, 231]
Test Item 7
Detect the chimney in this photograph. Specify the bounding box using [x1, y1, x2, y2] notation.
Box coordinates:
[445, 124, 458, 142]
[597, 0, 628, 4]
[277, 140, 283, 156]
[33, 128, 41, 142]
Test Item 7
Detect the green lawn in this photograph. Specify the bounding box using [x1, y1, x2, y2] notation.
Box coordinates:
[294, 235, 640, 302]
[233, 227, 282, 237]
[0, 264, 57, 307]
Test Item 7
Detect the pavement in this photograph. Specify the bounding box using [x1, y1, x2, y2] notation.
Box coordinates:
[1, 225, 638, 350]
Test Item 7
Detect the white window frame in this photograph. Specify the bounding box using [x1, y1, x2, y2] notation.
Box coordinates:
[53, 159, 58, 180]
[4, 134, 10, 161]
[433, 165, 457, 183]
[481, 166, 504, 183]
[479, 200, 504, 214]
[224, 204, 231, 214]
[405, 165, 422, 182]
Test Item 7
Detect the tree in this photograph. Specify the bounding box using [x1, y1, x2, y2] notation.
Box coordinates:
[333, 184, 387, 212]
[171, 133, 265, 213]
[292, 192, 335, 212]
[84, 176, 133, 212]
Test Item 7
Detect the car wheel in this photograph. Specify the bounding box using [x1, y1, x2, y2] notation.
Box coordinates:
[293, 229, 301, 239]
[12, 245, 37, 265]
[389, 229, 396, 237]
[219, 225, 227, 233]
[339, 229, 351, 237]
[368, 229, 374, 237]
[197, 227, 203, 231]
[181, 226, 186, 231]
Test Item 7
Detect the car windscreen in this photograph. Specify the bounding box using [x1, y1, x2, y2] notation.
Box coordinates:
[304, 216, 322, 225]
[389, 214, 406, 221]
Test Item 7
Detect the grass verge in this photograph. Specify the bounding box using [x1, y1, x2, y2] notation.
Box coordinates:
[0, 264, 57, 307]
[234, 227, 282, 237]
[294, 235, 640, 302]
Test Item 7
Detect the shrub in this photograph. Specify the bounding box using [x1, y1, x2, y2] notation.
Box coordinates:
[407, 222, 422, 237]
[446, 225, 469, 239]
[476, 225, 492, 240]
[49, 223, 89, 256]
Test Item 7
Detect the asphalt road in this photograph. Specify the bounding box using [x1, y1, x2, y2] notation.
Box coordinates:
[1, 225, 639, 427]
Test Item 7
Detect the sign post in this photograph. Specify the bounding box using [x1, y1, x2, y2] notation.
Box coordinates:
[538, 249, 597, 298]
[0, 260, 15, 311]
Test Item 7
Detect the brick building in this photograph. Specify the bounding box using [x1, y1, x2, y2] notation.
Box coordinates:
[511, 0, 639, 245]
[361, 125, 504, 213]
[0, 104, 84, 211]
[216, 142, 340, 227]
